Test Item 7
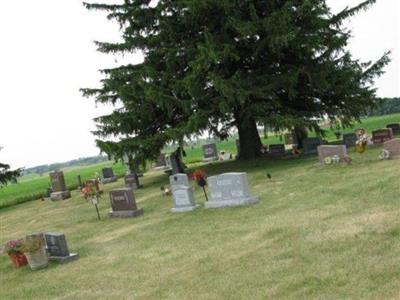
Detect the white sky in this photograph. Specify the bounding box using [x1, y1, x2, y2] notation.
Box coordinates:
[0, 0, 399, 169]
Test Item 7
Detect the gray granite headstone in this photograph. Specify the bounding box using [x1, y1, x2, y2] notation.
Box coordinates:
[109, 188, 143, 218]
[44, 233, 79, 264]
[169, 174, 198, 212]
[342, 133, 358, 148]
[303, 138, 323, 155]
[203, 143, 219, 161]
[205, 172, 258, 209]
[317, 145, 348, 163]
[49, 171, 71, 201]
[102, 167, 117, 184]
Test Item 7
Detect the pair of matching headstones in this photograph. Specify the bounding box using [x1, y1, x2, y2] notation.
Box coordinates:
[170, 172, 258, 212]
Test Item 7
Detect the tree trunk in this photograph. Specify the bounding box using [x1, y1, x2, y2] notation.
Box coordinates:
[236, 115, 262, 160]
[294, 126, 308, 149]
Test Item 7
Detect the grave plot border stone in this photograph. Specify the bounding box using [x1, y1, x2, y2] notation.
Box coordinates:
[205, 172, 258, 209]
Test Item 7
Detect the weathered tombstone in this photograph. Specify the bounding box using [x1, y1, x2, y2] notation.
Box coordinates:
[384, 138, 400, 159]
[49, 171, 71, 201]
[268, 144, 286, 156]
[44, 233, 79, 263]
[317, 145, 348, 163]
[109, 188, 143, 218]
[169, 174, 198, 212]
[387, 123, 400, 135]
[124, 173, 138, 189]
[303, 138, 323, 155]
[101, 167, 117, 184]
[372, 128, 393, 144]
[203, 143, 219, 161]
[284, 133, 298, 145]
[205, 172, 258, 209]
[342, 133, 358, 148]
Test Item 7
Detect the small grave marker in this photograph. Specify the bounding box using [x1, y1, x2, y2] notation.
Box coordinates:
[44, 233, 79, 264]
[203, 143, 219, 161]
[101, 167, 117, 184]
[169, 174, 198, 212]
[49, 172, 71, 201]
[124, 174, 138, 190]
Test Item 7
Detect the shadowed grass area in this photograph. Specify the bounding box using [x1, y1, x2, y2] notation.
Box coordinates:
[0, 144, 399, 299]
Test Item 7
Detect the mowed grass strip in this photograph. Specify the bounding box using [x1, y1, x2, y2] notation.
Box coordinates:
[0, 145, 399, 299]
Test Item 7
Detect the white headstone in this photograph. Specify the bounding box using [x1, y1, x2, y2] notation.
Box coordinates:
[169, 174, 198, 212]
[205, 172, 258, 209]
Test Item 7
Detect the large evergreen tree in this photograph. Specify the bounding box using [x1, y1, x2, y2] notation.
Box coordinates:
[0, 148, 21, 186]
[83, 0, 389, 160]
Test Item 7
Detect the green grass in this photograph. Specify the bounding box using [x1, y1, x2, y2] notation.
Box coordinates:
[0, 113, 398, 208]
[0, 144, 399, 299]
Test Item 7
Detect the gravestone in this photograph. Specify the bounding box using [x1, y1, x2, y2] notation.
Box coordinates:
[387, 123, 400, 135]
[284, 133, 298, 145]
[384, 138, 400, 159]
[109, 188, 143, 218]
[124, 174, 138, 189]
[342, 133, 358, 148]
[101, 167, 117, 184]
[169, 174, 198, 212]
[44, 233, 79, 263]
[317, 145, 348, 163]
[303, 138, 323, 155]
[205, 172, 258, 209]
[372, 128, 393, 144]
[203, 143, 219, 161]
[268, 144, 286, 156]
[49, 171, 71, 201]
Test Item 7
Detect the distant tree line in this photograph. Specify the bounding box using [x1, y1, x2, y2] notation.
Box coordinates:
[24, 155, 109, 176]
[367, 97, 400, 117]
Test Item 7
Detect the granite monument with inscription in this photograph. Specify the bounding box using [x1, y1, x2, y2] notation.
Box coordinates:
[109, 188, 143, 218]
[44, 232, 79, 263]
[124, 173, 138, 190]
[101, 167, 118, 184]
[317, 145, 348, 163]
[203, 143, 219, 161]
[169, 174, 199, 212]
[205, 172, 258, 209]
[49, 171, 71, 201]
[372, 128, 393, 144]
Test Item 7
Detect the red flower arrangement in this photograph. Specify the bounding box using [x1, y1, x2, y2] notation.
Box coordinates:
[189, 169, 208, 201]
[4, 239, 28, 268]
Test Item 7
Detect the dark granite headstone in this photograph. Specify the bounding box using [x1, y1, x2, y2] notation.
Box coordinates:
[203, 143, 218, 161]
[49, 172, 71, 201]
[268, 144, 286, 156]
[109, 188, 143, 218]
[372, 128, 393, 144]
[101, 167, 117, 184]
[387, 123, 400, 135]
[342, 133, 358, 148]
[303, 138, 323, 155]
[44, 233, 79, 263]
[170, 153, 185, 175]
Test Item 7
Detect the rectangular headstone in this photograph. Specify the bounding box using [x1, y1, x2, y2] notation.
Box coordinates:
[109, 188, 143, 218]
[203, 143, 218, 161]
[169, 173, 190, 191]
[387, 123, 400, 135]
[384, 138, 400, 159]
[268, 144, 286, 156]
[342, 133, 358, 148]
[169, 174, 198, 213]
[101, 167, 117, 184]
[49, 172, 71, 201]
[317, 145, 348, 163]
[372, 128, 393, 144]
[205, 172, 258, 209]
[303, 138, 323, 155]
[44, 233, 79, 264]
[124, 174, 138, 190]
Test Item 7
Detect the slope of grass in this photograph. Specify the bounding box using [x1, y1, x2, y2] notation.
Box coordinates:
[0, 145, 399, 299]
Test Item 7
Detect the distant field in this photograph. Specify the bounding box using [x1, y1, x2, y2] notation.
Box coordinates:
[0, 113, 398, 208]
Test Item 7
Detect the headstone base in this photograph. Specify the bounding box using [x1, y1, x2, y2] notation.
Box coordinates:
[49, 253, 79, 264]
[204, 196, 258, 209]
[109, 208, 144, 218]
[170, 204, 200, 213]
[102, 176, 118, 184]
[50, 191, 71, 201]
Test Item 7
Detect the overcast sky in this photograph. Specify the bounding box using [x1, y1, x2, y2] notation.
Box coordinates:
[0, 0, 399, 169]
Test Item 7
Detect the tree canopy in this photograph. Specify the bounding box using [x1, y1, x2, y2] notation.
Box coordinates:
[0, 147, 21, 186]
[83, 0, 390, 160]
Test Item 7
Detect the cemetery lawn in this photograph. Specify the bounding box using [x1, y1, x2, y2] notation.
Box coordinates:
[1, 145, 399, 299]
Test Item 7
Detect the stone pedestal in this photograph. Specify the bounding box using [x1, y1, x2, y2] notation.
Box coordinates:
[50, 191, 71, 201]
[205, 172, 258, 209]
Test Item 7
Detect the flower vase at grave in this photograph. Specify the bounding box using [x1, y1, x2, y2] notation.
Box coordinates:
[8, 252, 28, 268]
